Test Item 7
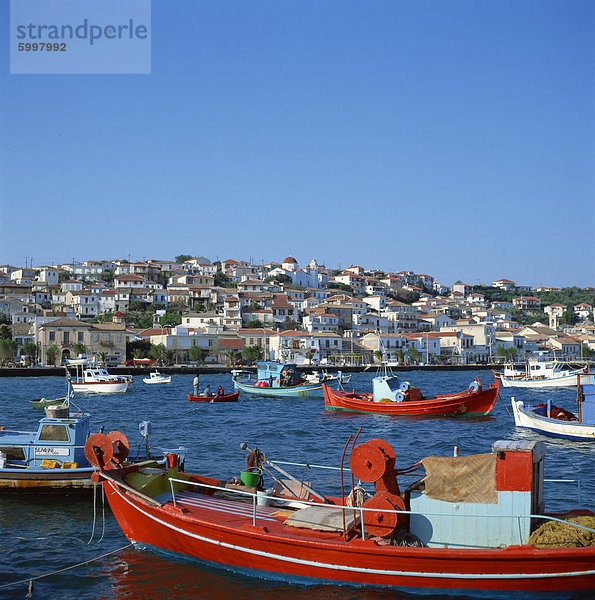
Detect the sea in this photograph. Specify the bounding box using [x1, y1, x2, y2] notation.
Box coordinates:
[1, 370, 593, 600]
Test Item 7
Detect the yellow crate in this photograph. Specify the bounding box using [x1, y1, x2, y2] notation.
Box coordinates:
[61, 462, 78, 469]
[41, 459, 59, 469]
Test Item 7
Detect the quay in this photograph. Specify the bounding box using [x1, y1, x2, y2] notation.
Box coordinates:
[0, 364, 495, 377]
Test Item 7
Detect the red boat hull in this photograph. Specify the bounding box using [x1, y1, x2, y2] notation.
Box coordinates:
[103, 480, 594, 595]
[186, 392, 239, 403]
[323, 380, 499, 416]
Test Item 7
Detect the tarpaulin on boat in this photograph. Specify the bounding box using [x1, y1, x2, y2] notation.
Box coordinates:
[422, 453, 496, 504]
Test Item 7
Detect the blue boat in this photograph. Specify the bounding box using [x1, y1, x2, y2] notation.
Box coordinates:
[0, 403, 186, 493]
[232, 361, 346, 397]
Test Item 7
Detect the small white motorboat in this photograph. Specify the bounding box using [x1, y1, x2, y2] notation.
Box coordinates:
[143, 371, 172, 385]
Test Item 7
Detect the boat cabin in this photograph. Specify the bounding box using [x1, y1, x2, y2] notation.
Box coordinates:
[407, 439, 546, 548]
[0, 407, 91, 469]
[372, 375, 421, 402]
[256, 362, 299, 388]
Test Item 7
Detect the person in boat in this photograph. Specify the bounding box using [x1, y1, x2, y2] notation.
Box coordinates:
[203, 385, 213, 397]
[216, 385, 224, 397]
[193, 374, 200, 396]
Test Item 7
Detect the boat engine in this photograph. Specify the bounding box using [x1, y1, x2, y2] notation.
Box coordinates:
[349, 438, 406, 537]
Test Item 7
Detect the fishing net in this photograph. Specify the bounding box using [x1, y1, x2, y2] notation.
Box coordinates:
[528, 514, 595, 548]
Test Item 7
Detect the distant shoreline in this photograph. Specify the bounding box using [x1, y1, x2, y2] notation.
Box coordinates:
[0, 364, 495, 377]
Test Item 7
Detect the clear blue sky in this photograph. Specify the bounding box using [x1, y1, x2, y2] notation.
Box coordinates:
[1, 0, 593, 288]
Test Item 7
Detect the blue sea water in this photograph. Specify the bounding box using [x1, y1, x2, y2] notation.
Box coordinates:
[0, 370, 593, 600]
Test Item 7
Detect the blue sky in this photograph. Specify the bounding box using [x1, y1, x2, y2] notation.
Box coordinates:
[1, 0, 593, 288]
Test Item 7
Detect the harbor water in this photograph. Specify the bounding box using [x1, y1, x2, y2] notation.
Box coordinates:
[1, 370, 593, 599]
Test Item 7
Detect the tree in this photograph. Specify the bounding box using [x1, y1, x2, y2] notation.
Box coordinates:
[265, 273, 292, 285]
[407, 345, 421, 364]
[245, 319, 264, 329]
[165, 349, 175, 365]
[561, 309, 578, 326]
[21, 341, 39, 365]
[149, 343, 166, 362]
[241, 345, 261, 364]
[0, 312, 9, 325]
[46, 344, 59, 366]
[0, 339, 17, 365]
[160, 309, 182, 327]
[326, 281, 353, 293]
[72, 342, 87, 357]
[373, 350, 383, 364]
[224, 349, 239, 365]
[189, 345, 209, 364]
[305, 350, 315, 365]
[127, 340, 151, 360]
[395, 348, 405, 364]
[175, 254, 193, 263]
[0, 324, 11, 340]
[214, 272, 232, 287]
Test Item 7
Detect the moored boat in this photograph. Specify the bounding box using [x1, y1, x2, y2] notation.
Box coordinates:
[186, 391, 239, 403]
[86, 432, 595, 596]
[143, 371, 172, 385]
[232, 361, 346, 397]
[493, 359, 591, 388]
[511, 380, 595, 441]
[67, 363, 132, 394]
[323, 372, 499, 416]
[0, 405, 185, 493]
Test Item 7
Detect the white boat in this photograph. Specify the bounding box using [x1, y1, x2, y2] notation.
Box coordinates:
[143, 371, 171, 385]
[67, 364, 131, 394]
[511, 382, 595, 441]
[494, 359, 590, 388]
[302, 370, 351, 385]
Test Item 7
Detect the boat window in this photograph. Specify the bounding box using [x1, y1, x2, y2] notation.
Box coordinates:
[39, 424, 69, 441]
[0, 446, 26, 460]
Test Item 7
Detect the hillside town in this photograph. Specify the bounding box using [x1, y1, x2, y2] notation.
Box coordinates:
[0, 256, 593, 367]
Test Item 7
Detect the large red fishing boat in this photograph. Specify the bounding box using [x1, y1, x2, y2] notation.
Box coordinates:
[323, 373, 499, 416]
[86, 430, 594, 597]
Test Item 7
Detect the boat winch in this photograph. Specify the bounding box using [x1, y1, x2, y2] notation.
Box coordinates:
[84, 431, 130, 470]
[349, 438, 406, 537]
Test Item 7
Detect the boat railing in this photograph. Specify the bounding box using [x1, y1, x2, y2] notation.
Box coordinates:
[167, 477, 595, 543]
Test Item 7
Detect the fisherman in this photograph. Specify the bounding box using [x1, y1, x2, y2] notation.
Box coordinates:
[193, 374, 200, 396]
[216, 385, 224, 397]
[203, 385, 213, 397]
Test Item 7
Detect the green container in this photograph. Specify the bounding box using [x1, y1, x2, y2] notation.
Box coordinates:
[240, 470, 260, 487]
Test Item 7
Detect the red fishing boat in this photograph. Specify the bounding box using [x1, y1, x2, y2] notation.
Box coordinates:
[85, 432, 594, 597]
[186, 391, 239, 403]
[323, 374, 499, 416]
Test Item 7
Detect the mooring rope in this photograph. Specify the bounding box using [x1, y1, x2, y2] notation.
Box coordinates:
[0, 543, 133, 591]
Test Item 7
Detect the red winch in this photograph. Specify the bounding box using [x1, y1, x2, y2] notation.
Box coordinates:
[349, 438, 406, 537]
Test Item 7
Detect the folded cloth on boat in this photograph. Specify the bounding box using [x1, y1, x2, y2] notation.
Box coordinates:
[285, 505, 357, 532]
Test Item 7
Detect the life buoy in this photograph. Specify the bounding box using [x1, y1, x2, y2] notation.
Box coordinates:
[400, 381, 410, 392]
[395, 391, 405, 402]
[276, 379, 280, 384]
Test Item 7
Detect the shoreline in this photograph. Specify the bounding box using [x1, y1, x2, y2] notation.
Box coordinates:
[0, 364, 496, 377]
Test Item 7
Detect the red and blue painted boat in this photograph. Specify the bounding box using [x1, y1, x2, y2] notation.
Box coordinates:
[86, 431, 594, 597]
[323, 374, 499, 416]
